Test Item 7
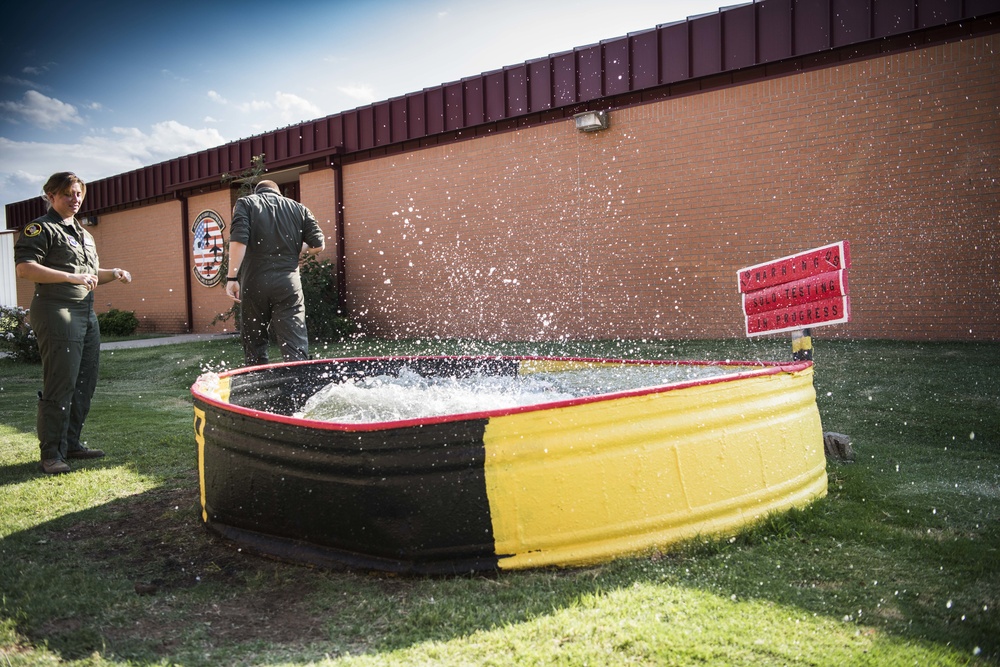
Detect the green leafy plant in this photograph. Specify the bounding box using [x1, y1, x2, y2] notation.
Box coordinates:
[300, 254, 357, 344]
[97, 308, 139, 337]
[0, 304, 40, 363]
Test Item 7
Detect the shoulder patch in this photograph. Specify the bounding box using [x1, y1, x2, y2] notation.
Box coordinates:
[23, 222, 42, 238]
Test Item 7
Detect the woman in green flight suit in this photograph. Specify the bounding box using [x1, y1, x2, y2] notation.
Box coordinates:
[14, 172, 133, 475]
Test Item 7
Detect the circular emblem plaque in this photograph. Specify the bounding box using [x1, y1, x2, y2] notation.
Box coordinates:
[191, 210, 227, 287]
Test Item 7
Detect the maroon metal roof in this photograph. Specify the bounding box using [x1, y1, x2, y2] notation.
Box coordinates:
[6, 0, 999, 229]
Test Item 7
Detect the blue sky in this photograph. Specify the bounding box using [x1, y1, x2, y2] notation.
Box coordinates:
[1, 0, 726, 226]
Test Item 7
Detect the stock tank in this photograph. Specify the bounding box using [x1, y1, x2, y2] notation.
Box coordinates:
[191, 356, 827, 574]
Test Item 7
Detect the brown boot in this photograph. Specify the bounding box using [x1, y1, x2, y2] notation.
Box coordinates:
[67, 446, 105, 459]
[40, 459, 71, 474]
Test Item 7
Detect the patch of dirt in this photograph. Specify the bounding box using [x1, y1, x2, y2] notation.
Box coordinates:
[56, 471, 342, 654]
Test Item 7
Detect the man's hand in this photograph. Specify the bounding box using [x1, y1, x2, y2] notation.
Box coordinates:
[225, 279, 241, 303]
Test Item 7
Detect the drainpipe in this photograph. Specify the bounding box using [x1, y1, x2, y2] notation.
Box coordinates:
[330, 148, 346, 309]
[178, 193, 194, 333]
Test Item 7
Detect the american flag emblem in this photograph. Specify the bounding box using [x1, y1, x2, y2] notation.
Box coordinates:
[191, 210, 227, 287]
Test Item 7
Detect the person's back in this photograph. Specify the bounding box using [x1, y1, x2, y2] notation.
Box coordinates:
[226, 181, 325, 365]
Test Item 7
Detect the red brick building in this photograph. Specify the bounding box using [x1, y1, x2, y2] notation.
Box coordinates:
[7, 0, 1000, 341]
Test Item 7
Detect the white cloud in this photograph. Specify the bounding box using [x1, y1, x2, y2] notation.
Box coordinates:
[273, 91, 321, 121]
[1, 121, 226, 225]
[1, 74, 40, 88]
[22, 63, 52, 76]
[0, 90, 83, 129]
[234, 91, 322, 124]
[337, 84, 376, 104]
[208, 90, 228, 104]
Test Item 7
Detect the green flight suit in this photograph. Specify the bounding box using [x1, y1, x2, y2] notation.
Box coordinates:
[230, 188, 324, 366]
[14, 210, 102, 462]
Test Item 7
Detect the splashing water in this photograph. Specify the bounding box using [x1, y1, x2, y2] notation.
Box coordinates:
[296, 363, 747, 423]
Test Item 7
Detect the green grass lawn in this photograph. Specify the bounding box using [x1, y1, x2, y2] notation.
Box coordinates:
[1, 337, 997, 666]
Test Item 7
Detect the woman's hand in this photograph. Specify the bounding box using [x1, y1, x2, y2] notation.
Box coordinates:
[71, 273, 99, 291]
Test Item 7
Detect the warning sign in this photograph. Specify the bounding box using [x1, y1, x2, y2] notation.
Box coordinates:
[738, 241, 851, 337]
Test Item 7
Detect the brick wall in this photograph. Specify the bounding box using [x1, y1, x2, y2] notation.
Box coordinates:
[13, 34, 998, 341]
[93, 201, 188, 333]
[300, 169, 337, 261]
[341, 34, 999, 341]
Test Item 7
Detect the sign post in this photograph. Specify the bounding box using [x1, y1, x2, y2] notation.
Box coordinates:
[737, 241, 851, 358]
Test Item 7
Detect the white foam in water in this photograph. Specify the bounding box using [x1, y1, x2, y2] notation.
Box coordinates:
[296, 363, 746, 423]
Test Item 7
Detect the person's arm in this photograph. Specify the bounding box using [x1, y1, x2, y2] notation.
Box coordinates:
[225, 241, 247, 302]
[97, 267, 132, 285]
[16, 261, 96, 288]
[300, 238, 325, 257]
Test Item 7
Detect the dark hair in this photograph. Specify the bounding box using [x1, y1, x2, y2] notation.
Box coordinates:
[43, 172, 87, 199]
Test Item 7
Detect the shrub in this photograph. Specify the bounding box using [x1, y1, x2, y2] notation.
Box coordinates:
[0, 305, 41, 363]
[300, 255, 357, 344]
[98, 308, 139, 337]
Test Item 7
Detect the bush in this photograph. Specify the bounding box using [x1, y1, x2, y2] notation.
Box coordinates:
[0, 305, 41, 363]
[98, 308, 139, 337]
[300, 255, 357, 344]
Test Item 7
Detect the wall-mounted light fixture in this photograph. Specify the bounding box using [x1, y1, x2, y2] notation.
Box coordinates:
[79, 215, 99, 226]
[574, 110, 609, 132]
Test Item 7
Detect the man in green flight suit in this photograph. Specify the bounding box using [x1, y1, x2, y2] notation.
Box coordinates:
[225, 180, 325, 366]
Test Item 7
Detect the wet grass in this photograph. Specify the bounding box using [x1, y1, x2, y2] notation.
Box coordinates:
[1, 337, 997, 666]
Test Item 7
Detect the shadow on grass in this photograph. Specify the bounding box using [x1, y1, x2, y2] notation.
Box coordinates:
[2, 459, 997, 664]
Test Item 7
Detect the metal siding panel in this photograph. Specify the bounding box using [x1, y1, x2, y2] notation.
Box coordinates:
[553, 52, 577, 106]
[343, 111, 359, 152]
[375, 102, 391, 146]
[328, 115, 343, 149]
[263, 135, 276, 164]
[759, 0, 793, 62]
[302, 123, 316, 155]
[604, 38, 630, 96]
[407, 93, 426, 138]
[832, 0, 872, 47]
[630, 29, 659, 89]
[527, 59, 552, 112]
[690, 13, 722, 78]
[917, 0, 961, 27]
[578, 45, 603, 102]
[724, 4, 757, 70]
[794, 0, 832, 53]
[464, 78, 485, 126]
[485, 71, 506, 122]
[359, 107, 375, 150]
[314, 119, 328, 151]
[505, 66, 528, 116]
[445, 82, 464, 131]
[228, 144, 239, 173]
[198, 153, 209, 181]
[391, 98, 408, 143]
[426, 89, 445, 135]
[661, 22, 690, 82]
[874, 0, 915, 36]
[966, 0, 1000, 17]
[278, 129, 291, 161]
